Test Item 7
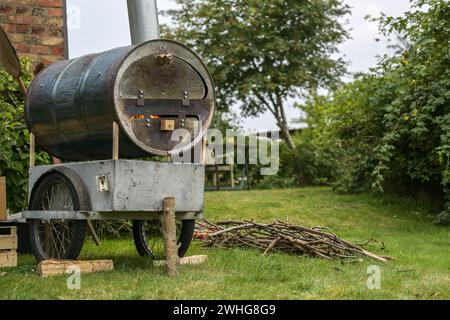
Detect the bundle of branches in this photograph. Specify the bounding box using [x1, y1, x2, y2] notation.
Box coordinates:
[195, 220, 389, 262]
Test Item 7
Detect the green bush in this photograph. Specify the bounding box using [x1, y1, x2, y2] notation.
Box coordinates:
[0, 60, 51, 214]
[323, 0, 450, 223]
[278, 132, 338, 187]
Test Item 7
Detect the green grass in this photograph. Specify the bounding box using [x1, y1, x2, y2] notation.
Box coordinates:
[1, 187, 449, 300]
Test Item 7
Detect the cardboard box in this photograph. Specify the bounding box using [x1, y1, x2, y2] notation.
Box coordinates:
[0, 177, 6, 221]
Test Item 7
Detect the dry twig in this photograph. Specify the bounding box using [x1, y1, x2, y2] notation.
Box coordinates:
[195, 220, 389, 262]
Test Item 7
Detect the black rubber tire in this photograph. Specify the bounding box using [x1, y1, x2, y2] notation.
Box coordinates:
[132, 219, 195, 258]
[29, 170, 89, 262]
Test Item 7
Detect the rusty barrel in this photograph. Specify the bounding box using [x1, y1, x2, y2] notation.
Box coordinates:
[26, 39, 215, 161]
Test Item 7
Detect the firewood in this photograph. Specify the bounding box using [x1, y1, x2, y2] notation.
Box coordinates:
[195, 220, 390, 263]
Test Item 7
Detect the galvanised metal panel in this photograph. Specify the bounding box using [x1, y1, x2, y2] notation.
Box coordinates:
[28, 160, 204, 213]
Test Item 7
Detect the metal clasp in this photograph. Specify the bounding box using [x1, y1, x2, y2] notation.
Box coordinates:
[137, 89, 145, 106]
[182, 90, 189, 106]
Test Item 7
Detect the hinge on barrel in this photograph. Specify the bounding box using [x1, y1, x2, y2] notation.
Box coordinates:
[137, 89, 145, 106]
[179, 111, 187, 128]
[182, 90, 190, 106]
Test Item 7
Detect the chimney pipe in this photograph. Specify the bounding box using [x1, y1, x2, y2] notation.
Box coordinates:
[127, 0, 160, 45]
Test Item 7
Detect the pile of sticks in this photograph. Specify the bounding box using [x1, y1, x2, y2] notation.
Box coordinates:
[195, 220, 389, 262]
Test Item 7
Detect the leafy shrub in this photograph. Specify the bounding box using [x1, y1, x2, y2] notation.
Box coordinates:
[251, 95, 339, 189]
[278, 132, 338, 187]
[0, 60, 51, 214]
[324, 0, 450, 223]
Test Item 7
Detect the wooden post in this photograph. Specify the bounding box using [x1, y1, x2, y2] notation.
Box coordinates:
[201, 137, 207, 165]
[230, 164, 235, 188]
[29, 133, 35, 168]
[161, 197, 179, 276]
[112, 122, 119, 160]
[215, 165, 219, 191]
[87, 221, 101, 246]
[16, 77, 28, 96]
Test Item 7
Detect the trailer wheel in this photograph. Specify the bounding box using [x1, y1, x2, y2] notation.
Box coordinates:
[132, 219, 195, 259]
[29, 170, 89, 262]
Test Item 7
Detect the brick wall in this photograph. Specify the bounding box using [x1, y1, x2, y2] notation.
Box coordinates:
[0, 0, 66, 67]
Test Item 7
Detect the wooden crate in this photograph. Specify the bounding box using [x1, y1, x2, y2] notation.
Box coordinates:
[0, 226, 17, 268]
[0, 251, 17, 268]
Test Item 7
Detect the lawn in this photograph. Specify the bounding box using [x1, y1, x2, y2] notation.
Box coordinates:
[1, 187, 449, 300]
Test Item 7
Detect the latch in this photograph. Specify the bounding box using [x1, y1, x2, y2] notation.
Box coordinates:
[96, 175, 110, 192]
[178, 111, 187, 128]
[137, 89, 145, 106]
[182, 90, 189, 106]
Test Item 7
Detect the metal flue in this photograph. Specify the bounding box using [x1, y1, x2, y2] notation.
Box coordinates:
[127, 0, 160, 44]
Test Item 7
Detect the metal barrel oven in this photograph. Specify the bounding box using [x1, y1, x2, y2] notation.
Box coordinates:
[25, 39, 215, 161]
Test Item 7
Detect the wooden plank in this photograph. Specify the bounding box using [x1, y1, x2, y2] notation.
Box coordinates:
[5, 212, 24, 222]
[0, 235, 17, 250]
[206, 165, 233, 172]
[36, 259, 114, 277]
[0, 226, 17, 250]
[0, 250, 17, 268]
[112, 122, 119, 160]
[0, 177, 6, 221]
[154, 255, 208, 268]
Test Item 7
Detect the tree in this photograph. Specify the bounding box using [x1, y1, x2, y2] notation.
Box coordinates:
[168, 0, 350, 150]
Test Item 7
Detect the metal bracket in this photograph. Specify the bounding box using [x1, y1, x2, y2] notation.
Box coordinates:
[182, 90, 190, 106]
[157, 53, 174, 66]
[137, 89, 145, 106]
[178, 111, 187, 128]
[96, 175, 110, 192]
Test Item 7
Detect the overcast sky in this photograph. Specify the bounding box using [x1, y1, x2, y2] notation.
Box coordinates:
[66, 0, 412, 131]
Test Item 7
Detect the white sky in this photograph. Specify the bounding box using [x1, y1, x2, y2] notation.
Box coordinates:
[66, 0, 411, 131]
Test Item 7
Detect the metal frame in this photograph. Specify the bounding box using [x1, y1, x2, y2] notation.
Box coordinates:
[24, 121, 208, 222]
[22, 210, 202, 221]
